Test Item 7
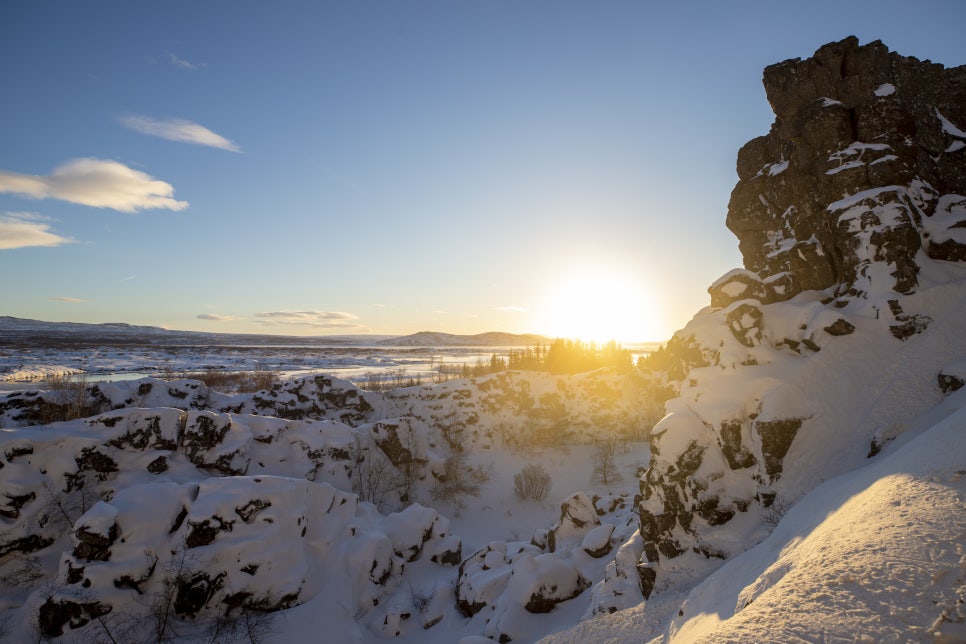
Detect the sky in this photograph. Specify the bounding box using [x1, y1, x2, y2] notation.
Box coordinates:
[2, 1, 965, 342]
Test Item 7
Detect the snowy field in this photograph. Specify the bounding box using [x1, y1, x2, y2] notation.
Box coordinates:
[0, 336, 659, 390]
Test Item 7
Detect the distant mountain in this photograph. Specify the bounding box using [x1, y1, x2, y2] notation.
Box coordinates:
[0, 316, 169, 335]
[0, 317, 544, 349]
[378, 331, 550, 347]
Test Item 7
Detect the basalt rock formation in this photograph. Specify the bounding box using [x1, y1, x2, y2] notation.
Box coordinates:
[590, 38, 966, 615]
[715, 35, 966, 310]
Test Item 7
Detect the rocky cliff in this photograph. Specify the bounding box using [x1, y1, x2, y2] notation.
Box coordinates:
[719, 35, 966, 307]
[592, 37, 966, 612]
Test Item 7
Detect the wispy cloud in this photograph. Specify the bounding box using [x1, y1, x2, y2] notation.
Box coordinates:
[119, 115, 241, 153]
[50, 296, 87, 303]
[0, 158, 188, 213]
[166, 52, 202, 70]
[197, 313, 238, 321]
[0, 212, 74, 250]
[495, 306, 528, 313]
[253, 310, 364, 330]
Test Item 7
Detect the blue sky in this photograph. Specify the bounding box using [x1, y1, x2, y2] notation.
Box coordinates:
[2, 1, 964, 341]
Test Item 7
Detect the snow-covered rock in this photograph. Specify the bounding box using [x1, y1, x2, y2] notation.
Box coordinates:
[592, 35, 966, 622]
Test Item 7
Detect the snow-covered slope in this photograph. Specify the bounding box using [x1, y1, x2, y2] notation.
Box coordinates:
[542, 388, 966, 643]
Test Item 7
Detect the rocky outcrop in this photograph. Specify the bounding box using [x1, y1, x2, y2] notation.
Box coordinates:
[725, 36, 966, 307]
[616, 38, 966, 613]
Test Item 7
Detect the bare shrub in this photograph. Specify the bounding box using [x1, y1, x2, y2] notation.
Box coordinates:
[174, 368, 279, 394]
[761, 495, 795, 528]
[38, 373, 95, 424]
[40, 476, 101, 530]
[513, 463, 552, 502]
[0, 554, 46, 589]
[140, 547, 190, 642]
[591, 438, 622, 487]
[355, 442, 409, 512]
[203, 604, 278, 644]
[408, 581, 434, 615]
[248, 365, 278, 392]
[356, 369, 424, 392]
[431, 452, 490, 509]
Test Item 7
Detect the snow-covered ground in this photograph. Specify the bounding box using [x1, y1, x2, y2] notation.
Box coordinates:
[0, 341, 660, 389]
[0, 368, 657, 643]
[543, 387, 966, 643]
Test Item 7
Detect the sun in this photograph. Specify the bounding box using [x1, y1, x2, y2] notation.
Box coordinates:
[535, 266, 661, 343]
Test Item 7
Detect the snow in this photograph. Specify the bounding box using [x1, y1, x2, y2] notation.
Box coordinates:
[874, 82, 896, 97]
[820, 97, 844, 106]
[937, 108, 966, 138]
[709, 268, 758, 291]
[1, 364, 84, 382]
[0, 363, 657, 643]
[667, 390, 966, 643]
[826, 141, 892, 175]
[767, 160, 788, 176]
[752, 160, 788, 179]
[0, 281, 963, 644]
[543, 389, 966, 644]
[922, 194, 966, 245]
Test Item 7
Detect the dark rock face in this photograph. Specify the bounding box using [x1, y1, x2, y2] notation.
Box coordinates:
[724, 36, 966, 307]
[38, 598, 112, 637]
[756, 417, 806, 480]
[174, 571, 226, 615]
[73, 523, 119, 562]
[939, 365, 966, 394]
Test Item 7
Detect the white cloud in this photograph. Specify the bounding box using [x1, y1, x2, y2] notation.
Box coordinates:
[253, 310, 364, 330]
[495, 306, 528, 313]
[166, 52, 201, 69]
[0, 158, 188, 213]
[0, 212, 74, 250]
[50, 296, 87, 303]
[196, 313, 238, 321]
[120, 115, 241, 153]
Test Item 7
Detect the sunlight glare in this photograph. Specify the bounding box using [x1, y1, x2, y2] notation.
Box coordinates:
[537, 267, 661, 343]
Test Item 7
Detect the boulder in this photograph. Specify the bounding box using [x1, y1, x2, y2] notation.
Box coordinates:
[547, 492, 601, 552]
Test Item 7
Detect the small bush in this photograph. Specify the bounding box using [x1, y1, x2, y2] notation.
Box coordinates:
[431, 452, 490, 507]
[173, 368, 279, 393]
[592, 438, 623, 487]
[38, 373, 96, 423]
[513, 463, 552, 501]
[761, 495, 795, 528]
